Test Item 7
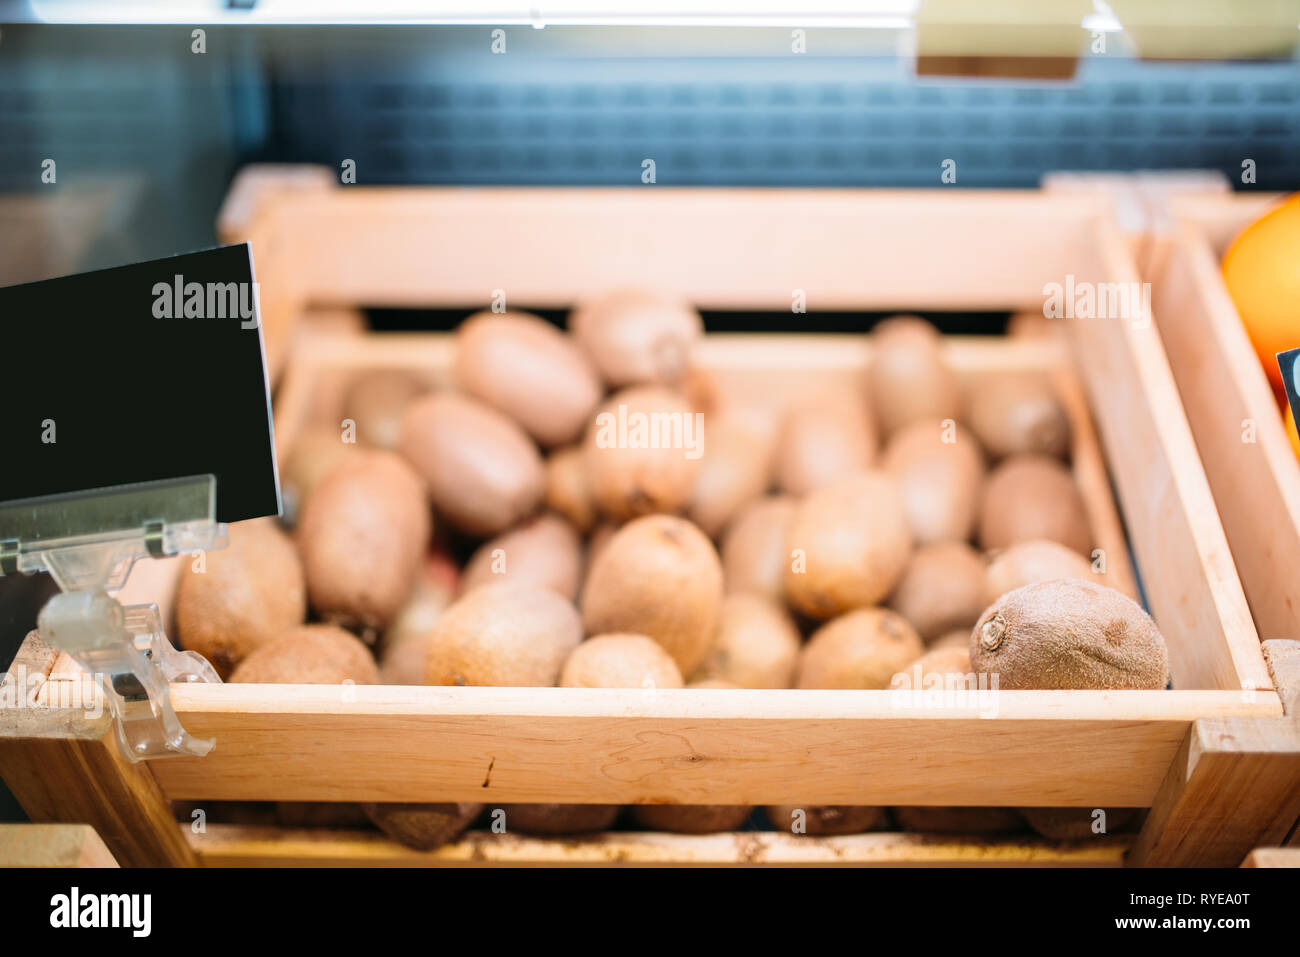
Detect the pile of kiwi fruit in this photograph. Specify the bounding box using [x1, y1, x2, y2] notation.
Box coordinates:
[173, 297, 1170, 848]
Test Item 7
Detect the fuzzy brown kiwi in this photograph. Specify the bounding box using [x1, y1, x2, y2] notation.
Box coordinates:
[454, 311, 602, 447]
[694, 594, 800, 689]
[887, 542, 986, 643]
[970, 579, 1170, 690]
[424, 583, 583, 687]
[545, 445, 598, 533]
[967, 375, 1071, 461]
[378, 550, 460, 684]
[582, 386, 701, 521]
[275, 803, 371, 828]
[720, 495, 796, 603]
[230, 624, 380, 685]
[880, 418, 986, 545]
[568, 288, 703, 387]
[502, 804, 622, 835]
[893, 806, 1024, 834]
[297, 450, 430, 632]
[796, 608, 924, 690]
[765, 805, 886, 836]
[530, 633, 683, 834]
[580, 515, 723, 676]
[977, 454, 1091, 555]
[559, 633, 684, 690]
[176, 518, 307, 679]
[1020, 807, 1141, 840]
[343, 371, 427, 450]
[868, 316, 961, 437]
[398, 392, 544, 537]
[361, 802, 483, 851]
[982, 539, 1097, 608]
[629, 805, 753, 834]
[774, 389, 876, 495]
[905, 643, 974, 681]
[686, 416, 774, 539]
[461, 512, 584, 601]
[280, 426, 358, 524]
[686, 677, 743, 689]
[783, 472, 914, 619]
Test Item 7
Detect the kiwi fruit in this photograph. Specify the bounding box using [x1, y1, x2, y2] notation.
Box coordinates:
[524, 636, 680, 834]
[585, 520, 619, 572]
[176, 518, 307, 679]
[774, 389, 876, 495]
[978, 454, 1091, 555]
[275, 802, 371, 828]
[545, 445, 597, 533]
[932, 629, 971, 650]
[783, 472, 914, 619]
[297, 450, 430, 632]
[230, 624, 380, 685]
[720, 496, 796, 603]
[1020, 807, 1140, 840]
[765, 805, 886, 836]
[686, 418, 774, 539]
[398, 392, 545, 537]
[796, 608, 924, 690]
[377, 549, 461, 681]
[694, 594, 800, 689]
[868, 316, 961, 437]
[686, 678, 743, 689]
[887, 542, 986, 643]
[361, 802, 483, 851]
[906, 643, 974, 682]
[461, 512, 584, 601]
[502, 804, 622, 835]
[568, 288, 703, 387]
[582, 386, 701, 521]
[880, 418, 985, 545]
[893, 806, 1023, 834]
[967, 376, 1071, 460]
[454, 311, 602, 447]
[425, 583, 583, 687]
[580, 515, 723, 676]
[343, 371, 426, 450]
[982, 539, 1097, 608]
[629, 805, 753, 834]
[280, 426, 358, 524]
[970, 579, 1170, 690]
[560, 633, 685, 690]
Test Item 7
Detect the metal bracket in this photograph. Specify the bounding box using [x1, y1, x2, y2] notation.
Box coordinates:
[0, 474, 228, 761]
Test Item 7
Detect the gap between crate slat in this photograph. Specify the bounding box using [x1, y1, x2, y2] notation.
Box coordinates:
[187, 824, 1129, 868]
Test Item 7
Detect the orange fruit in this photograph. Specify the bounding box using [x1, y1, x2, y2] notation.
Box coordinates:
[1222, 193, 1300, 393]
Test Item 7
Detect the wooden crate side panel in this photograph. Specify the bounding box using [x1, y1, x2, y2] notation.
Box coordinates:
[1068, 219, 1269, 693]
[275, 188, 1101, 311]
[148, 684, 1278, 806]
[190, 824, 1128, 868]
[1151, 227, 1300, 644]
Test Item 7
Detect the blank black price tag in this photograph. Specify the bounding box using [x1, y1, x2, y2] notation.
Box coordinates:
[0, 244, 280, 523]
[1279, 348, 1300, 424]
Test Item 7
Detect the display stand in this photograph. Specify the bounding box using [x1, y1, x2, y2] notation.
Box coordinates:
[0, 474, 225, 761]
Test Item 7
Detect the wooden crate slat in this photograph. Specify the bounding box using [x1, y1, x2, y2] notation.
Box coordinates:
[146, 684, 1279, 806]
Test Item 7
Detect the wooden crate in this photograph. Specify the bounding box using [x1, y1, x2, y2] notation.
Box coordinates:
[3, 170, 1299, 868]
[1146, 192, 1300, 646]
